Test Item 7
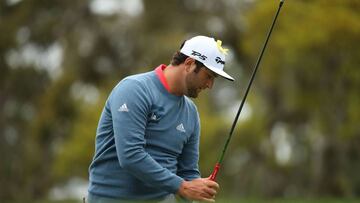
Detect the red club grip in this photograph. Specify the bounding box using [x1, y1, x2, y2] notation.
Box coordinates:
[209, 163, 221, 181]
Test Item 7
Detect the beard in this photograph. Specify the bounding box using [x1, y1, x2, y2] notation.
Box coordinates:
[187, 87, 199, 98]
[185, 72, 201, 98]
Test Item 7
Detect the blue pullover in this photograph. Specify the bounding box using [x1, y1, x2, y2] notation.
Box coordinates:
[88, 65, 201, 200]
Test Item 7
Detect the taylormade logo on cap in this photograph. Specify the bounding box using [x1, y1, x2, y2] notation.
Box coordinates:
[180, 35, 234, 81]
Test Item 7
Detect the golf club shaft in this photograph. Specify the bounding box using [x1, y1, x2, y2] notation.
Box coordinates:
[210, 0, 285, 181]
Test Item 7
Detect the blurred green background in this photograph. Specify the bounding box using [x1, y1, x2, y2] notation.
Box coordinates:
[1, 0, 360, 202]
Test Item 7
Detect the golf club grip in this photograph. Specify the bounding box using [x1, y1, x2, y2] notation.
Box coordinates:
[209, 163, 221, 181]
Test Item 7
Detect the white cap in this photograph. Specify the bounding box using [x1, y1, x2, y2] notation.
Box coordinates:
[180, 35, 234, 81]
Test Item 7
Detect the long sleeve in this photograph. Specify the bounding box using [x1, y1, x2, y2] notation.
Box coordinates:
[109, 79, 183, 194]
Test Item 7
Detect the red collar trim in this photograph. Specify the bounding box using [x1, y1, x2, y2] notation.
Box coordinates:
[155, 64, 171, 92]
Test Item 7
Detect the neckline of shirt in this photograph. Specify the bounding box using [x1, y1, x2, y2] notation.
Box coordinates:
[154, 64, 182, 100]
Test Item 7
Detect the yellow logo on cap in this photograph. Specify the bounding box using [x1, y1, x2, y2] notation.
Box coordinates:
[216, 40, 229, 55]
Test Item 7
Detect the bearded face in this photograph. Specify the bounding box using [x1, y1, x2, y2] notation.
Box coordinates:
[184, 66, 217, 98]
[185, 72, 201, 98]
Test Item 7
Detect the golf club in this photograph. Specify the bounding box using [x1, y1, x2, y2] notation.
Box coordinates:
[209, 0, 286, 181]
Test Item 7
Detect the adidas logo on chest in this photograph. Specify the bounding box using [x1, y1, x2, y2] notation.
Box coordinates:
[176, 123, 186, 133]
[118, 103, 129, 112]
[150, 113, 157, 120]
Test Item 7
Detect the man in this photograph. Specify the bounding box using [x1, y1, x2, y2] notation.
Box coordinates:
[88, 35, 234, 203]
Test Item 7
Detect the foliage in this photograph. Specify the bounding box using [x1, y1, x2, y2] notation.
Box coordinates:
[0, 0, 359, 201]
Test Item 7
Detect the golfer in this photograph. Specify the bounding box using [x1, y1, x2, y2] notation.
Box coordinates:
[87, 35, 234, 203]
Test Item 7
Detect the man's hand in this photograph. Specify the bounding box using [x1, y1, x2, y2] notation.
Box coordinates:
[177, 177, 219, 202]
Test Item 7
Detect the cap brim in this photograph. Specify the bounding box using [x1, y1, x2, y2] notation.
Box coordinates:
[205, 65, 234, 81]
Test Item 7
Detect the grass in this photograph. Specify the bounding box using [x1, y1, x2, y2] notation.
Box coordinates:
[6, 198, 360, 203]
[216, 198, 360, 203]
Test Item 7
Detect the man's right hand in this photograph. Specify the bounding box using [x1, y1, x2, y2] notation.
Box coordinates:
[177, 178, 219, 202]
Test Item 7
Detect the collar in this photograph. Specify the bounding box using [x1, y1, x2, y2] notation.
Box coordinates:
[155, 64, 171, 92]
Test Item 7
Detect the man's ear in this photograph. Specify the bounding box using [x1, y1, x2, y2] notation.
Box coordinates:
[184, 57, 196, 72]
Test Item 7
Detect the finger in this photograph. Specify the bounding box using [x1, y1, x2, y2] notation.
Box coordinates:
[200, 189, 217, 200]
[204, 187, 217, 196]
[206, 180, 220, 189]
[200, 197, 215, 202]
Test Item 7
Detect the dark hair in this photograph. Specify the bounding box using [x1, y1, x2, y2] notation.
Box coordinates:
[170, 52, 204, 73]
[170, 40, 205, 73]
[170, 51, 188, 66]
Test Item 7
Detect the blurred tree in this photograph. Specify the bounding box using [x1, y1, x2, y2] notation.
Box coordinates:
[1, 0, 360, 201]
[226, 0, 360, 198]
[1, 0, 242, 201]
